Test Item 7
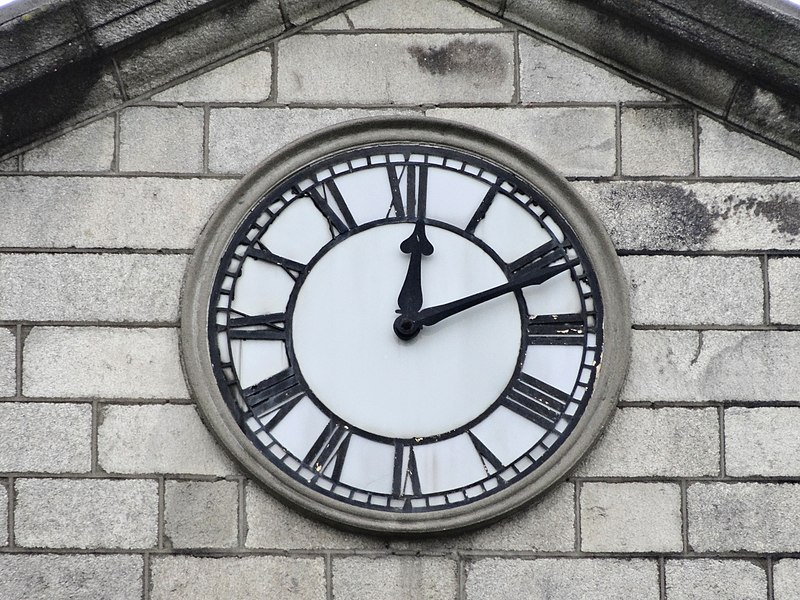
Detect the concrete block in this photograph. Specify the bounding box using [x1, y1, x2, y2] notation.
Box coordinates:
[333, 556, 457, 600]
[428, 107, 616, 177]
[0, 327, 14, 397]
[688, 482, 800, 552]
[0, 157, 19, 171]
[119, 107, 203, 173]
[0, 254, 187, 323]
[0, 554, 143, 600]
[725, 407, 800, 477]
[665, 559, 766, 600]
[622, 255, 763, 325]
[519, 36, 662, 102]
[576, 408, 720, 477]
[151, 555, 325, 600]
[313, 0, 501, 29]
[466, 558, 659, 600]
[699, 116, 800, 177]
[0, 403, 91, 473]
[152, 51, 271, 103]
[277, 33, 514, 104]
[23, 327, 188, 399]
[774, 560, 800, 600]
[15, 478, 158, 549]
[769, 257, 800, 324]
[0, 484, 6, 546]
[0, 176, 234, 249]
[580, 482, 682, 553]
[23, 117, 115, 172]
[623, 330, 800, 403]
[98, 405, 235, 475]
[621, 108, 694, 176]
[165, 480, 239, 548]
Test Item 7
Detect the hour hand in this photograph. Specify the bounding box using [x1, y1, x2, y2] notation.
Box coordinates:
[396, 221, 434, 317]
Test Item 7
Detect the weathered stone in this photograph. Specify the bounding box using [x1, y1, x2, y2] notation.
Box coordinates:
[277, 33, 514, 104]
[580, 482, 682, 552]
[0, 484, 6, 546]
[0, 177, 234, 249]
[313, 0, 501, 29]
[119, 107, 203, 173]
[0, 327, 14, 397]
[728, 82, 800, 157]
[23, 327, 188, 399]
[0, 157, 19, 171]
[23, 117, 115, 172]
[665, 559, 766, 600]
[165, 480, 239, 548]
[621, 107, 694, 176]
[0, 403, 91, 473]
[0, 254, 187, 322]
[576, 408, 720, 477]
[334, 556, 457, 600]
[769, 257, 800, 324]
[725, 407, 800, 476]
[622, 255, 763, 325]
[0, 554, 143, 600]
[774, 559, 800, 600]
[151, 555, 325, 600]
[466, 558, 659, 600]
[15, 478, 158, 549]
[428, 107, 616, 177]
[98, 404, 235, 475]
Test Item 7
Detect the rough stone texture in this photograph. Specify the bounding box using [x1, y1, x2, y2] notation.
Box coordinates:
[580, 482, 682, 552]
[314, 0, 501, 29]
[688, 483, 800, 552]
[333, 556, 457, 600]
[428, 107, 616, 177]
[0, 327, 14, 397]
[0, 484, 6, 546]
[769, 257, 800, 324]
[665, 559, 767, 600]
[0, 403, 91, 473]
[466, 558, 659, 600]
[519, 36, 662, 102]
[728, 82, 800, 157]
[774, 560, 800, 600]
[0, 254, 187, 322]
[621, 255, 763, 325]
[576, 408, 719, 477]
[23, 327, 188, 399]
[0, 177, 234, 249]
[152, 51, 271, 102]
[698, 115, 800, 177]
[15, 478, 158, 549]
[164, 480, 239, 548]
[150, 555, 326, 600]
[575, 181, 800, 252]
[621, 108, 694, 176]
[0, 156, 19, 171]
[277, 33, 514, 104]
[0, 554, 143, 600]
[22, 117, 115, 172]
[98, 404, 235, 475]
[119, 107, 203, 173]
[623, 330, 800, 403]
[725, 407, 800, 476]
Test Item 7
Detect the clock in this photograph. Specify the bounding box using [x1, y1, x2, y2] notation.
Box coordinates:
[181, 117, 630, 534]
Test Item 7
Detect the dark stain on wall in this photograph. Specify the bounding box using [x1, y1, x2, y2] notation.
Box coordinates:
[725, 193, 800, 236]
[407, 39, 508, 80]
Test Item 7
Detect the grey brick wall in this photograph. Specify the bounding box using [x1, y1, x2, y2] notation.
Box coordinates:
[1, 0, 799, 598]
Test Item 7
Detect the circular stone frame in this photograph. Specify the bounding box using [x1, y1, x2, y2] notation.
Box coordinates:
[181, 116, 631, 535]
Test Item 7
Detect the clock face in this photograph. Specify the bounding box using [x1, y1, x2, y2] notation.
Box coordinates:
[182, 118, 629, 534]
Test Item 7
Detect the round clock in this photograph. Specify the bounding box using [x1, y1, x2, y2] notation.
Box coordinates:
[182, 117, 630, 534]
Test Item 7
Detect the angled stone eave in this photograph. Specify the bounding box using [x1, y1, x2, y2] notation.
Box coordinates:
[0, 0, 799, 157]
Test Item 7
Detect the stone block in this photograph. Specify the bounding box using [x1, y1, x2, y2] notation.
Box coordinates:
[576, 408, 720, 477]
[621, 108, 694, 176]
[580, 482, 682, 552]
[688, 482, 800, 552]
[0, 403, 91, 473]
[698, 116, 800, 177]
[98, 404, 235, 475]
[0, 176, 235, 249]
[0, 157, 19, 171]
[150, 555, 325, 600]
[621, 255, 763, 325]
[665, 559, 766, 600]
[164, 480, 239, 548]
[277, 33, 514, 104]
[623, 330, 800, 403]
[23, 327, 188, 399]
[313, 0, 501, 29]
[119, 107, 203, 173]
[0, 554, 143, 600]
[774, 560, 800, 600]
[0, 254, 187, 323]
[725, 407, 800, 477]
[152, 51, 271, 103]
[0, 484, 6, 546]
[769, 257, 800, 324]
[428, 107, 616, 177]
[23, 117, 115, 172]
[333, 556, 457, 600]
[0, 327, 14, 397]
[519, 36, 661, 102]
[15, 478, 158, 549]
[466, 558, 659, 600]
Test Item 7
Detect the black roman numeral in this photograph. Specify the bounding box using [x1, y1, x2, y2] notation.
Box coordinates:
[386, 163, 428, 219]
[527, 313, 588, 345]
[243, 368, 304, 429]
[468, 431, 504, 473]
[392, 442, 422, 499]
[508, 239, 568, 274]
[304, 421, 351, 480]
[465, 183, 501, 233]
[501, 373, 570, 429]
[224, 312, 286, 341]
[306, 182, 356, 235]
[249, 242, 306, 276]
